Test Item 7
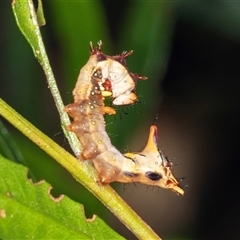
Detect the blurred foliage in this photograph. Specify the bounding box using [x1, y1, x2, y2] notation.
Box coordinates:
[0, 120, 25, 164]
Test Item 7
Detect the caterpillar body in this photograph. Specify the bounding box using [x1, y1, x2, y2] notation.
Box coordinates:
[65, 60, 184, 195]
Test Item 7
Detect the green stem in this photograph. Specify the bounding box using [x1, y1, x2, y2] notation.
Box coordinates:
[12, 0, 82, 157]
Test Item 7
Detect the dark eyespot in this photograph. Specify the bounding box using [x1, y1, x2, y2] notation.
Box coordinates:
[145, 171, 162, 181]
[124, 172, 138, 178]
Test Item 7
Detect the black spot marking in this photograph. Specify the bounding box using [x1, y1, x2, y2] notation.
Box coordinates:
[145, 171, 162, 181]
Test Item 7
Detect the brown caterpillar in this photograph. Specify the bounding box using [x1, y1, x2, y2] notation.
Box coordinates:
[65, 66, 184, 195]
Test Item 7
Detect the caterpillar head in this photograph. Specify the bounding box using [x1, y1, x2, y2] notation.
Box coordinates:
[89, 41, 147, 105]
[122, 125, 184, 196]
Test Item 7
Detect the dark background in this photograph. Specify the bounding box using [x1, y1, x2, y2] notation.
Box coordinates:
[1, 1, 240, 239]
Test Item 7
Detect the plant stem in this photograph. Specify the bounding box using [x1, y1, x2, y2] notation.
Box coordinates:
[12, 0, 81, 157]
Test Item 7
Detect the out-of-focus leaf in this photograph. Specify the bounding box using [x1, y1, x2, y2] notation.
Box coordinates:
[109, 2, 175, 148]
[0, 154, 124, 239]
[0, 119, 38, 181]
[177, 2, 240, 40]
[120, 2, 174, 80]
[0, 119, 25, 164]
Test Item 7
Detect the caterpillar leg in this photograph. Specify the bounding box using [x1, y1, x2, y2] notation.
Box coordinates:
[112, 92, 138, 105]
[103, 106, 116, 115]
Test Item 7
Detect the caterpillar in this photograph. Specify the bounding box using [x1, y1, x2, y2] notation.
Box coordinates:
[65, 43, 184, 195]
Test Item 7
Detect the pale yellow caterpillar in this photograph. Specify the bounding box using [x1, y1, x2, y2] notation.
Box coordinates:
[65, 66, 184, 195]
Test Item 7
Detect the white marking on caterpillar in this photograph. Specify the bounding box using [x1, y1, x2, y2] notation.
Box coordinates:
[73, 41, 147, 107]
[65, 67, 184, 195]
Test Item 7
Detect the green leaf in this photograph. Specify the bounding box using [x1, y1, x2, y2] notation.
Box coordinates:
[0, 154, 124, 239]
[111, 2, 175, 148]
[12, 0, 43, 59]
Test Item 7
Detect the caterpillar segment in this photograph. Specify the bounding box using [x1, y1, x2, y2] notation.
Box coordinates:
[65, 69, 115, 159]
